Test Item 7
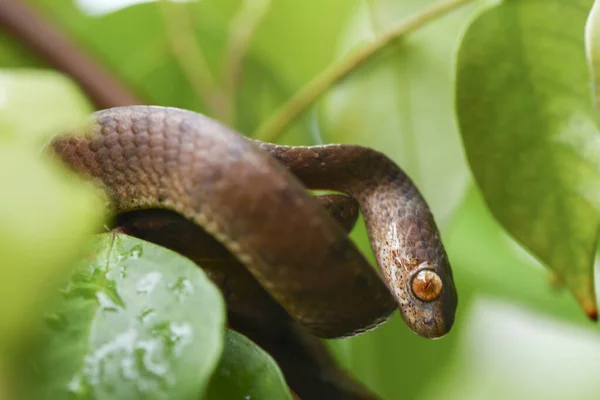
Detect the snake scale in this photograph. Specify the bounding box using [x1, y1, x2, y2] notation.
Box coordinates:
[47, 105, 458, 340]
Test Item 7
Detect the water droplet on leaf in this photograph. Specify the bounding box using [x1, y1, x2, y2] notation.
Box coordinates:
[167, 277, 193, 302]
[137, 272, 162, 295]
[96, 291, 122, 312]
[138, 307, 155, 325]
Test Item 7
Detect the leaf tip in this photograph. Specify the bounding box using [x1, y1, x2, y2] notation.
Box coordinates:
[585, 307, 598, 322]
[572, 286, 598, 323]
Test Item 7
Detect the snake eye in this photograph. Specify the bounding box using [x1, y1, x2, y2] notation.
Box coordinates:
[411, 269, 443, 302]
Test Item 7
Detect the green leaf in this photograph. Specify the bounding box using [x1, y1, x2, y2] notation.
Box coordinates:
[445, 185, 594, 324]
[205, 329, 293, 400]
[0, 144, 104, 349]
[0, 69, 92, 146]
[0, 70, 101, 349]
[455, 0, 600, 317]
[19, 233, 226, 400]
[586, 0, 600, 115]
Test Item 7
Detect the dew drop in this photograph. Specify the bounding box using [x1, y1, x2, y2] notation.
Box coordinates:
[88, 261, 108, 278]
[118, 243, 144, 261]
[136, 339, 169, 377]
[121, 354, 138, 381]
[137, 272, 162, 295]
[129, 244, 143, 259]
[167, 277, 194, 302]
[67, 373, 90, 399]
[83, 328, 139, 387]
[138, 307, 156, 325]
[78, 327, 175, 398]
[119, 263, 129, 279]
[97, 291, 122, 312]
[169, 322, 193, 355]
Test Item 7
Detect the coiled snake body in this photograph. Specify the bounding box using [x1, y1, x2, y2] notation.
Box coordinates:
[48, 105, 457, 340]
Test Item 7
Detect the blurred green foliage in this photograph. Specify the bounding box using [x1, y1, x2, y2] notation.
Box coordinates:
[3, 0, 600, 399]
[0, 70, 104, 350]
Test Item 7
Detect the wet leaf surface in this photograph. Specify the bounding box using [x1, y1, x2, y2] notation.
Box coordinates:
[19, 233, 226, 400]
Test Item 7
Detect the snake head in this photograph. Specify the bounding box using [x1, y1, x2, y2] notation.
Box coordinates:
[390, 254, 458, 339]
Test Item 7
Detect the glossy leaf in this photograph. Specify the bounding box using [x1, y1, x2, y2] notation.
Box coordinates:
[455, 0, 600, 317]
[19, 233, 226, 400]
[205, 329, 292, 400]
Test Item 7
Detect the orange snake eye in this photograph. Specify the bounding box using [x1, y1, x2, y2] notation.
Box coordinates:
[411, 269, 443, 302]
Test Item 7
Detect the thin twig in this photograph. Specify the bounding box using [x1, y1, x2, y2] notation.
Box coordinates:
[0, 0, 142, 108]
[254, 0, 476, 142]
[159, 0, 225, 117]
[221, 0, 272, 126]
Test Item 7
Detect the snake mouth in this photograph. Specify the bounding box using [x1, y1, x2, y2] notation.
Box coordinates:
[410, 303, 454, 339]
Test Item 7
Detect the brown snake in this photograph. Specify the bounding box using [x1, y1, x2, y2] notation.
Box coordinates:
[47, 105, 457, 339]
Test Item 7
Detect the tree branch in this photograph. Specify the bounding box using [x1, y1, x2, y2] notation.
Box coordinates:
[254, 0, 476, 142]
[0, 0, 142, 109]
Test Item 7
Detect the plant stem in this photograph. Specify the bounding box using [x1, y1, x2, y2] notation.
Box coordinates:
[0, 0, 142, 108]
[222, 0, 272, 125]
[254, 0, 476, 142]
[159, 0, 225, 117]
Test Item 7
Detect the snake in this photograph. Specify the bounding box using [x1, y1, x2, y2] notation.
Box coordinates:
[47, 105, 458, 339]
